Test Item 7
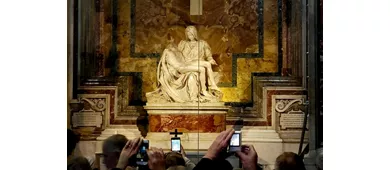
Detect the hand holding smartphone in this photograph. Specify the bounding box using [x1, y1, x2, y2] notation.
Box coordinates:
[171, 137, 181, 152]
[228, 131, 241, 152]
[136, 139, 149, 166]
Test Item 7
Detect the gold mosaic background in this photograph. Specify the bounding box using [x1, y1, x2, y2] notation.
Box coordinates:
[104, 0, 279, 102]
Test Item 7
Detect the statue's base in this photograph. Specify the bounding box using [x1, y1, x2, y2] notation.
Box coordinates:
[144, 102, 229, 133]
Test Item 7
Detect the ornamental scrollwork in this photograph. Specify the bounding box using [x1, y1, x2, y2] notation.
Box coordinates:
[80, 98, 106, 112]
[275, 99, 304, 113]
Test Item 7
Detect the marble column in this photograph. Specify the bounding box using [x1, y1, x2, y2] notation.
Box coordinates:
[67, 0, 74, 128]
[304, 0, 321, 169]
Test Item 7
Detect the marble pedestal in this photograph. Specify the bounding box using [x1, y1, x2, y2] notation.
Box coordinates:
[144, 102, 229, 133]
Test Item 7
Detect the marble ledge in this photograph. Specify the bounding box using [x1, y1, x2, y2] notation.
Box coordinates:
[278, 131, 309, 143]
[146, 110, 227, 114]
[145, 103, 229, 115]
[242, 131, 282, 143]
[101, 125, 139, 129]
[97, 130, 282, 144]
[145, 102, 226, 107]
[145, 131, 282, 143]
[96, 126, 282, 140]
[97, 126, 141, 141]
[226, 120, 268, 126]
[145, 102, 229, 112]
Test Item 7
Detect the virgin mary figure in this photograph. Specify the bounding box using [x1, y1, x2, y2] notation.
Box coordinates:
[146, 26, 222, 103]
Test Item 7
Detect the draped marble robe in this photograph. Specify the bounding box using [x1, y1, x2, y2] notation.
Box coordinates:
[146, 44, 221, 103]
[146, 26, 222, 103]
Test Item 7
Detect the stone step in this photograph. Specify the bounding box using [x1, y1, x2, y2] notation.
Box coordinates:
[100, 129, 140, 134]
[97, 126, 142, 141]
[241, 129, 282, 142]
[97, 126, 282, 142]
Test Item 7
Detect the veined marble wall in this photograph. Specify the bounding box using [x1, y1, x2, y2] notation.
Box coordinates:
[100, 0, 283, 104]
[70, 1, 309, 168]
[73, 0, 306, 127]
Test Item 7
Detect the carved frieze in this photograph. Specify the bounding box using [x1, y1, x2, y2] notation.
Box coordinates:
[272, 95, 308, 142]
[72, 98, 106, 128]
[70, 93, 111, 140]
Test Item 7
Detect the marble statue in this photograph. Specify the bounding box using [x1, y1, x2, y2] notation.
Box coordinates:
[146, 26, 223, 103]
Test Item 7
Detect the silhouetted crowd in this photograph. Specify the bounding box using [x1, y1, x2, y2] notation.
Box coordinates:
[68, 129, 307, 170]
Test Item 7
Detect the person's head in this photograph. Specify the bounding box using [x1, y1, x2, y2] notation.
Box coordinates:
[102, 134, 128, 169]
[67, 156, 92, 170]
[275, 152, 306, 170]
[136, 116, 149, 137]
[67, 129, 80, 157]
[164, 152, 185, 169]
[185, 26, 198, 41]
[166, 165, 186, 170]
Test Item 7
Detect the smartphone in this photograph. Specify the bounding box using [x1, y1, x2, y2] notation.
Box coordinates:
[228, 131, 241, 152]
[136, 139, 149, 166]
[171, 137, 181, 152]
